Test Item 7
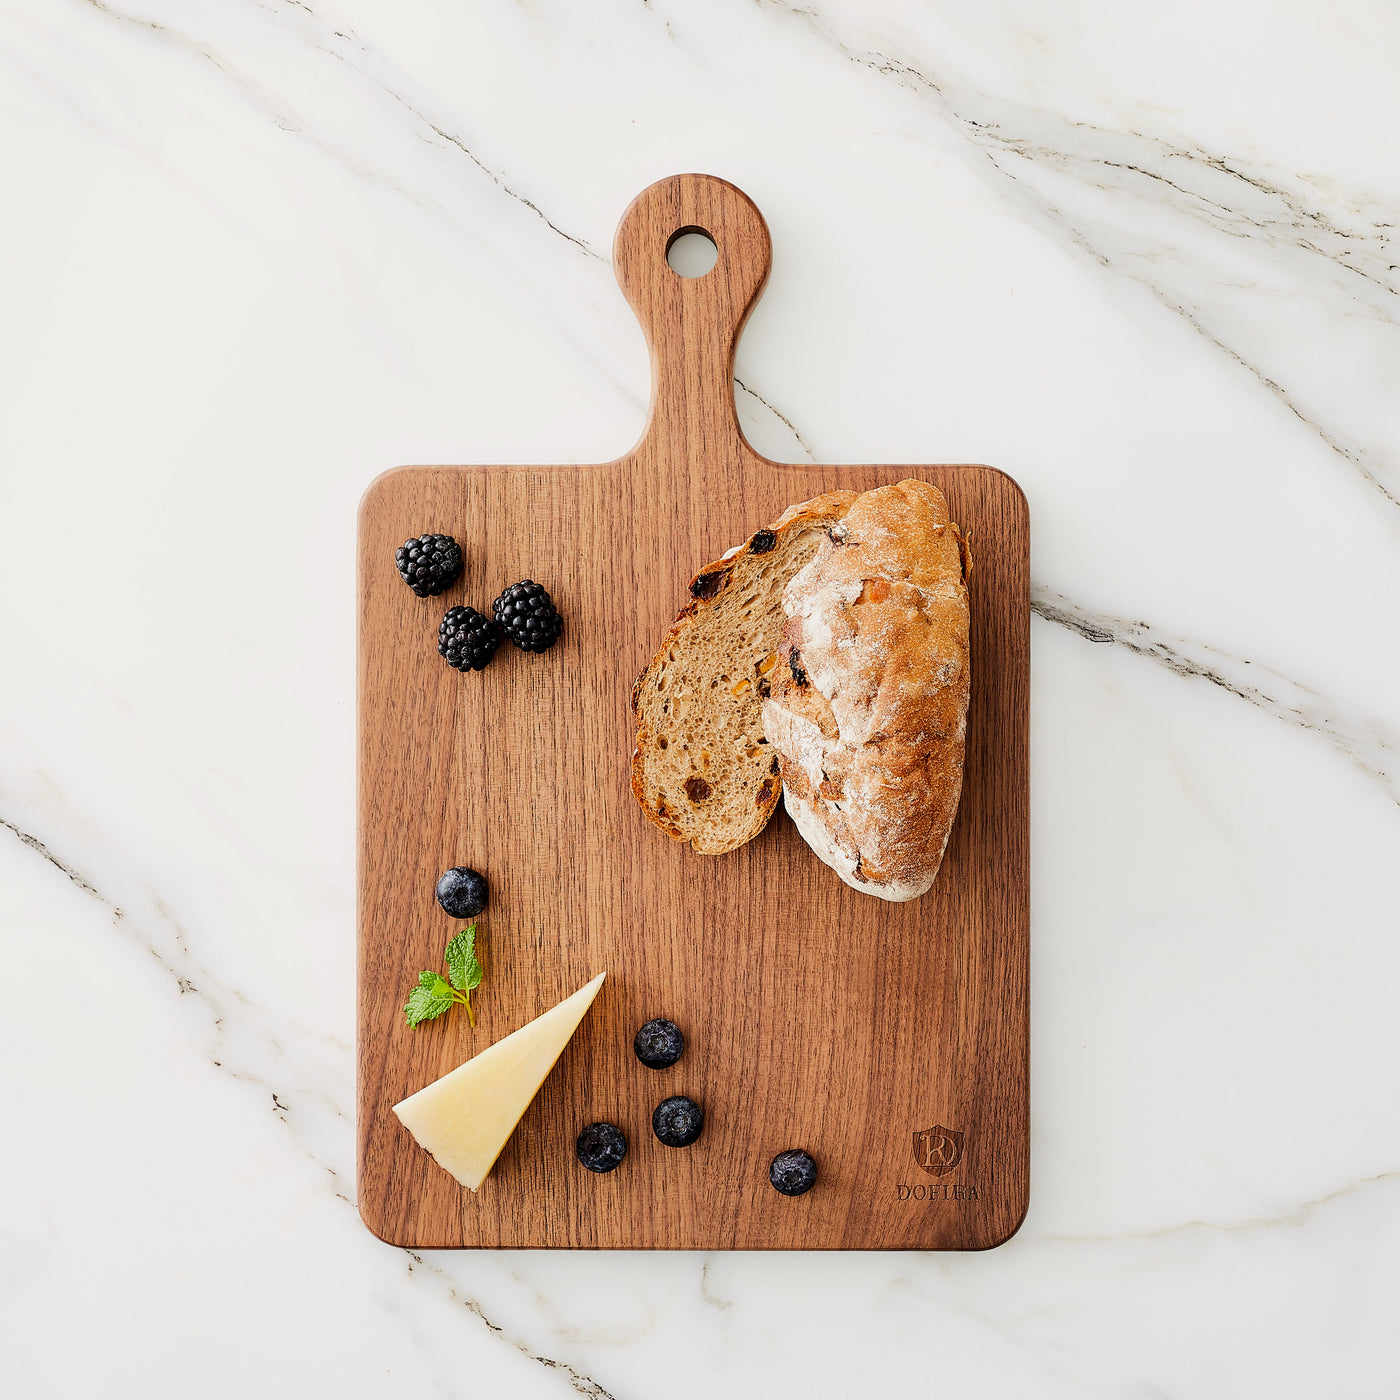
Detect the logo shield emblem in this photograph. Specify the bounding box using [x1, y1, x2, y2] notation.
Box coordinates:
[912, 1125, 964, 1176]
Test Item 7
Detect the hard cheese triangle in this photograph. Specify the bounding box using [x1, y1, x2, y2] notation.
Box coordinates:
[392, 972, 605, 1191]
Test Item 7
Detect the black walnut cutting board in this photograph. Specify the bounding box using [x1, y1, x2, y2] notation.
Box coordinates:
[358, 174, 1028, 1249]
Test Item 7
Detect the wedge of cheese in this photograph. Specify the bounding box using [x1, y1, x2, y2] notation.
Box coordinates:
[392, 972, 605, 1191]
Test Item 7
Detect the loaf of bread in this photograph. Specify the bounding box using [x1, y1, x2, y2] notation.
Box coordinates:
[631, 491, 857, 854]
[761, 479, 970, 901]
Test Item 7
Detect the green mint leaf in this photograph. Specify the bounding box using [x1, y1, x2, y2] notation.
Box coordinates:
[418, 969, 457, 1000]
[444, 927, 477, 992]
[404, 984, 455, 1027]
[460, 946, 483, 991]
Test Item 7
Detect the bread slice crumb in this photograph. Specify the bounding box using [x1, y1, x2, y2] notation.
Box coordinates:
[630, 492, 856, 855]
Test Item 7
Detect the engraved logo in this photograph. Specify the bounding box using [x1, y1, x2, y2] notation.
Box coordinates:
[912, 1125, 964, 1176]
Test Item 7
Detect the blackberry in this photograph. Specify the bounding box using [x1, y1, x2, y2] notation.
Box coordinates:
[435, 866, 488, 919]
[652, 1095, 704, 1148]
[492, 580, 563, 654]
[634, 1019, 685, 1069]
[769, 1149, 818, 1196]
[395, 534, 462, 597]
[439, 606, 501, 672]
[576, 1122, 627, 1174]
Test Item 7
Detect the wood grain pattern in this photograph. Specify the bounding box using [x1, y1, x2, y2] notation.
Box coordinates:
[357, 174, 1029, 1250]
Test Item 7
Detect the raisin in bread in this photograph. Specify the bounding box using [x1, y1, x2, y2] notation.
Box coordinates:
[630, 491, 857, 854]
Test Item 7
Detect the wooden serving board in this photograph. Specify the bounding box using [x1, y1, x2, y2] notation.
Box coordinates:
[358, 175, 1028, 1250]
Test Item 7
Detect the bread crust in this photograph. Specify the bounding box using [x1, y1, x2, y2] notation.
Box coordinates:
[761, 479, 970, 900]
[631, 491, 857, 854]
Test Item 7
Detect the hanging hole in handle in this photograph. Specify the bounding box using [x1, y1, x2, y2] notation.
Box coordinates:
[665, 226, 718, 279]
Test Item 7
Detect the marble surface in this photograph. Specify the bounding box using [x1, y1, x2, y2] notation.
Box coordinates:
[2, 0, 1398, 1394]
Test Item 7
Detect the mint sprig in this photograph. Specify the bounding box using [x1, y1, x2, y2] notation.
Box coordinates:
[444, 928, 482, 998]
[404, 925, 484, 1028]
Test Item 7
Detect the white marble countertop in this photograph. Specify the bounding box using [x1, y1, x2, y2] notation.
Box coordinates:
[3, 1, 1398, 1395]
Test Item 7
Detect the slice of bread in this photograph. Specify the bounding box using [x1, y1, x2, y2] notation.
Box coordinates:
[631, 491, 857, 854]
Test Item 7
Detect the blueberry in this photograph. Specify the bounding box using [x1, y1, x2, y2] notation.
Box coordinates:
[769, 1149, 818, 1196]
[576, 1122, 627, 1174]
[634, 1018, 685, 1069]
[652, 1095, 704, 1148]
[435, 866, 488, 919]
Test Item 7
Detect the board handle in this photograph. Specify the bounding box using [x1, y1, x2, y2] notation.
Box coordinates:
[613, 174, 772, 457]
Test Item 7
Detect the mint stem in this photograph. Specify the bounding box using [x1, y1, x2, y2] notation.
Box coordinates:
[448, 986, 476, 1027]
